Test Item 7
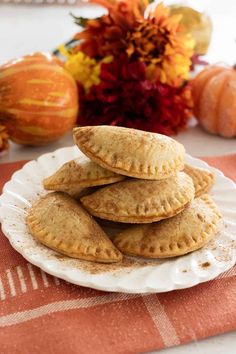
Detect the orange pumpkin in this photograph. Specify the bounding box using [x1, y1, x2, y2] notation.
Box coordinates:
[192, 65, 236, 138]
[0, 52, 78, 145]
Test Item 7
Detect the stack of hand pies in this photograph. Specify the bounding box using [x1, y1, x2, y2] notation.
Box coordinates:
[27, 126, 222, 264]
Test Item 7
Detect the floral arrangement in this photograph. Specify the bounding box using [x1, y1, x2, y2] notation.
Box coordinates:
[0, 1, 208, 153]
[61, 0, 195, 135]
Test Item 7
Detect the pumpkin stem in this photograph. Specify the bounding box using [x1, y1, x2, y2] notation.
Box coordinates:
[233, 64, 236, 70]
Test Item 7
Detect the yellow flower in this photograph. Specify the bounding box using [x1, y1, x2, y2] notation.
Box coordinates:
[59, 46, 112, 93]
[126, 2, 195, 87]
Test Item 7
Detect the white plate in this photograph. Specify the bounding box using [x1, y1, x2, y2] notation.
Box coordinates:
[0, 146, 236, 293]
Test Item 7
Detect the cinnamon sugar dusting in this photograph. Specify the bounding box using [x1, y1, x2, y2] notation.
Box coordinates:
[201, 261, 211, 268]
[54, 253, 157, 275]
[214, 239, 236, 263]
[79, 257, 154, 274]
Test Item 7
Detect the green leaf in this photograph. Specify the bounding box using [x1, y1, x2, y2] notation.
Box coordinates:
[70, 13, 90, 28]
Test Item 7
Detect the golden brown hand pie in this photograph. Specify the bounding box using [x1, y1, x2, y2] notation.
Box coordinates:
[80, 172, 195, 223]
[113, 194, 222, 258]
[26, 192, 122, 263]
[73, 126, 185, 180]
[184, 164, 215, 197]
[43, 156, 125, 198]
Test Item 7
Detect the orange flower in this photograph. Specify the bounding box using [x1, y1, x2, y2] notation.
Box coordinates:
[74, 0, 149, 58]
[0, 125, 9, 152]
[69, 1, 195, 135]
[126, 3, 195, 86]
[73, 1, 194, 86]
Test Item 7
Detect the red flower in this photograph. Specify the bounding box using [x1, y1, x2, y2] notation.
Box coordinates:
[78, 55, 193, 135]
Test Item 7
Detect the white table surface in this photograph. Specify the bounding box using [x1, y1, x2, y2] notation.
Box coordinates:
[0, 2, 235, 353]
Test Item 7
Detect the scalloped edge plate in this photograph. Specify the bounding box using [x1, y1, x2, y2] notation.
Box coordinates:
[0, 146, 236, 293]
